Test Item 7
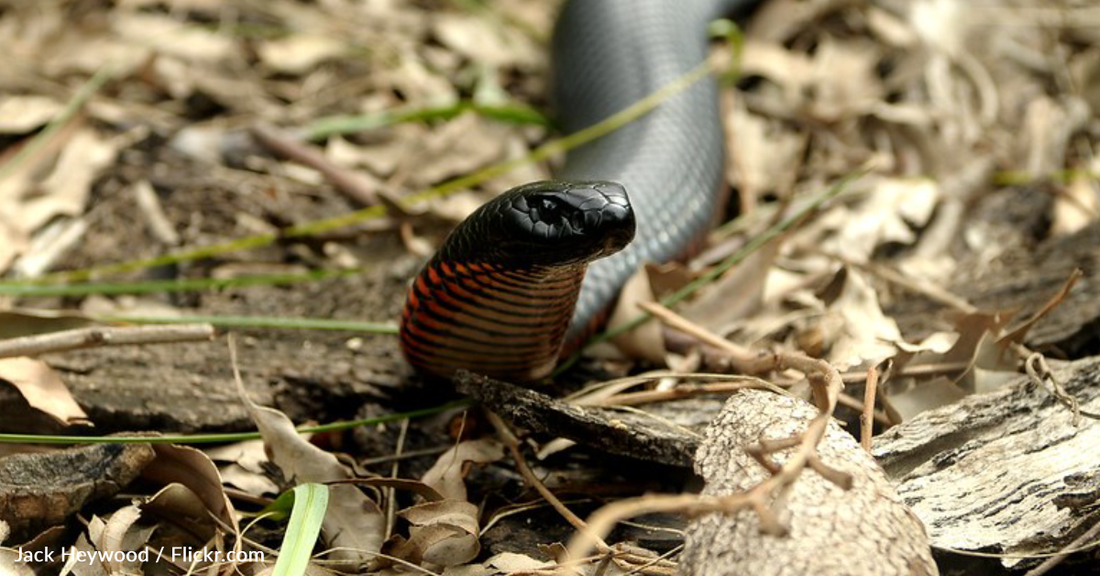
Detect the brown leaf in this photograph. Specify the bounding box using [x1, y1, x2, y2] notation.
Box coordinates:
[420, 438, 503, 502]
[140, 444, 237, 530]
[683, 240, 780, 336]
[605, 267, 665, 365]
[398, 500, 481, 567]
[0, 96, 63, 134]
[205, 439, 280, 496]
[236, 383, 384, 560]
[822, 178, 940, 263]
[0, 357, 88, 426]
[257, 35, 347, 74]
[1, 128, 119, 235]
[432, 13, 540, 68]
[816, 268, 904, 370]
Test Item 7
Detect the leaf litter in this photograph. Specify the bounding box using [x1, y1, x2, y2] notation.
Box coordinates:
[0, 0, 1099, 573]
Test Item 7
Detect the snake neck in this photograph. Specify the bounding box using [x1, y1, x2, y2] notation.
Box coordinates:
[400, 258, 588, 382]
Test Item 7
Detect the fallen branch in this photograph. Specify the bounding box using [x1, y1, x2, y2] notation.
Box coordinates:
[0, 324, 216, 359]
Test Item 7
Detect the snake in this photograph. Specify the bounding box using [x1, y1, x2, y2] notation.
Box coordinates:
[400, 0, 757, 381]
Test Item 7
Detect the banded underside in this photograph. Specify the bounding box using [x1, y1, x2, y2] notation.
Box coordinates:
[400, 258, 587, 381]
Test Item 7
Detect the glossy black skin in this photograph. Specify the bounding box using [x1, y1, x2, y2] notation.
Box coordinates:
[437, 181, 636, 269]
[553, 0, 758, 341]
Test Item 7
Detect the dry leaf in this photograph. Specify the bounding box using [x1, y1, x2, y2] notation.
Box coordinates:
[817, 268, 903, 369]
[94, 505, 151, 574]
[10, 128, 119, 234]
[206, 439, 280, 496]
[1052, 167, 1100, 236]
[399, 500, 481, 567]
[484, 552, 553, 573]
[257, 34, 347, 74]
[140, 444, 237, 530]
[421, 438, 503, 502]
[888, 377, 969, 422]
[403, 113, 508, 187]
[822, 178, 940, 263]
[683, 240, 780, 335]
[0, 520, 35, 576]
[432, 13, 539, 68]
[140, 483, 219, 543]
[237, 384, 384, 560]
[0, 217, 28, 274]
[809, 38, 884, 121]
[0, 96, 63, 134]
[113, 13, 234, 62]
[0, 357, 88, 426]
[726, 95, 805, 200]
[66, 531, 108, 576]
[605, 267, 664, 365]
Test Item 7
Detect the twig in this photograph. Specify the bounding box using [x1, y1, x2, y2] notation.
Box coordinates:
[565, 302, 848, 560]
[840, 361, 969, 383]
[1025, 353, 1100, 422]
[383, 418, 410, 540]
[0, 324, 215, 359]
[596, 380, 786, 407]
[249, 123, 379, 206]
[836, 392, 891, 426]
[860, 364, 880, 451]
[999, 268, 1083, 345]
[484, 410, 608, 552]
[1022, 515, 1100, 576]
[636, 301, 776, 374]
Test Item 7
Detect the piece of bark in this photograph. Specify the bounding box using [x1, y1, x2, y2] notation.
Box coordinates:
[892, 221, 1100, 355]
[452, 371, 700, 466]
[682, 390, 937, 576]
[873, 356, 1100, 565]
[0, 442, 156, 541]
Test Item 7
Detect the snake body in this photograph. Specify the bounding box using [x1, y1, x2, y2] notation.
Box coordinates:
[401, 0, 755, 381]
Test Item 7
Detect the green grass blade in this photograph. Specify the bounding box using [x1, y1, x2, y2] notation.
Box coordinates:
[0, 398, 474, 445]
[0, 269, 362, 297]
[94, 314, 398, 333]
[272, 483, 329, 576]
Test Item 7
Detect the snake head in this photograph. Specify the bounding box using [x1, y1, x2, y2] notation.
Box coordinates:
[446, 180, 636, 268]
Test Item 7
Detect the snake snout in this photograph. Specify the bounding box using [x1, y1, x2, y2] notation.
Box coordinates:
[489, 180, 635, 266]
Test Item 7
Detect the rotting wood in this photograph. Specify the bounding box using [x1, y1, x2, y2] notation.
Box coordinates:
[893, 221, 1100, 356]
[452, 370, 699, 466]
[873, 355, 1100, 567]
[0, 442, 155, 542]
[682, 389, 937, 576]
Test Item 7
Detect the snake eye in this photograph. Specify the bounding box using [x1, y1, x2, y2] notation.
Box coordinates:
[530, 197, 563, 223]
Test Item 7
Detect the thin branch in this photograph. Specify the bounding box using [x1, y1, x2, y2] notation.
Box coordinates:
[250, 123, 380, 206]
[860, 364, 880, 451]
[0, 324, 215, 359]
[484, 410, 608, 552]
[566, 302, 848, 560]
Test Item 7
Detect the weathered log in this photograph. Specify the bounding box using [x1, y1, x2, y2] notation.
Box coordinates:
[682, 390, 937, 576]
[0, 443, 155, 541]
[873, 355, 1100, 566]
[452, 371, 699, 466]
